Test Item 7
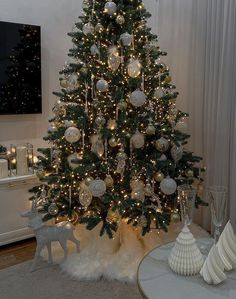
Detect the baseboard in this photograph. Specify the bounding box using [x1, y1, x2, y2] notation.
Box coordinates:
[0, 227, 34, 246]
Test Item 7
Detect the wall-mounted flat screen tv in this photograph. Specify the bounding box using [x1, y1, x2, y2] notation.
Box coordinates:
[0, 21, 42, 115]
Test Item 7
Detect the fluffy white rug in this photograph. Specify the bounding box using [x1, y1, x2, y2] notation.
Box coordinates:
[41, 222, 209, 282]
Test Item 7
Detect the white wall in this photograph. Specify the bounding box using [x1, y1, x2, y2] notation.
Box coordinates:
[0, 0, 82, 150]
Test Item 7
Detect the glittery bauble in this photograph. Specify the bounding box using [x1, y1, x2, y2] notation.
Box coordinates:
[130, 179, 144, 190]
[48, 203, 59, 216]
[85, 176, 94, 186]
[146, 123, 156, 135]
[130, 89, 147, 107]
[118, 101, 127, 110]
[64, 120, 75, 128]
[127, 59, 142, 78]
[116, 14, 125, 25]
[171, 211, 181, 223]
[107, 209, 120, 223]
[116, 148, 127, 161]
[95, 115, 106, 126]
[144, 184, 153, 197]
[83, 22, 94, 35]
[107, 119, 117, 130]
[131, 131, 145, 149]
[109, 137, 118, 147]
[138, 215, 148, 227]
[89, 179, 107, 197]
[90, 44, 100, 56]
[160, 177, 177, 195]
[104, 1, 117, 15]
[104, 175, 114, 188]
[60, 78, 68, 88]
[108, 54, 121, 71]
[79, 187, 93, 207]
[95, 23, 104, 33]
[132, 189, 145, 201]
[67, 153, 79, 170]
[154, 171, 164, 182]
[64, 127, 81, 143]
[120, 32, 133, 46]
[154, 87, 165, 99]
[108, 45, 119, 55]
[155, 137, 169, 152]
[96, 79, 109, 92]
[171, 144, 183, 163]
[67, 73, 79, 91]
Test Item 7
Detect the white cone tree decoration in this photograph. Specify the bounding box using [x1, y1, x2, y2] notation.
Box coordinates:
[217, 221, 236, 271]
[200, 245, 227, 285]
[168, 225, 204, 276]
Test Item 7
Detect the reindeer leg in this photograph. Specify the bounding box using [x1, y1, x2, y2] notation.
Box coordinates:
[47, 242, 53, 265]
[59, 240, 68, 263]
[30, 243, 44, 272]
[69, 234, 80, 253]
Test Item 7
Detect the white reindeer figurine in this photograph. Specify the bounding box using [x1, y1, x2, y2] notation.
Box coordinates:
[21, 203, 80, 272]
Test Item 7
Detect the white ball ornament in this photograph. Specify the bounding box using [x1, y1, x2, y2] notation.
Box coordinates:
[127, 59, 142, 78]
[104, 1, 117, 15]
[131, 131, 145, 149]
[120, 32, 133, 46]
[64, 127, 81, 143]
[96, 79, 109, 92]
[160, 177, 177, 195]
[130, 89, 147, 107]
[89, 179, 107, 197]
[83, 22, 94, 35]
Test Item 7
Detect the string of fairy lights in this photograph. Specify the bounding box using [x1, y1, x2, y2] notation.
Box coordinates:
[32, 0, 205, 237]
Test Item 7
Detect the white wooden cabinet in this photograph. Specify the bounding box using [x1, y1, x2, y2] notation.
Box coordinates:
[0, 175, 38, 246]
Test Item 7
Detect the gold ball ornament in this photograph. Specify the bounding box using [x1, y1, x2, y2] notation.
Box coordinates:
[48, 203, 59, 216]
[144, 184, 153, 197]
[116, 14, 125, 25]
[109, 137, 118, 147]
[104, 174, 114, 188]
[154, 171, 164, 182]
[165, 76, 172, 83]
[155, 137, 169, 152]
[146, 123, 156, 135]
[80, 66, 88, 75]
[107, 119, 117, 130]
[106, 209, 120, 223]
[95, 23, 104, 33]
[171, 211, 181, 223]
[85, 176, 94, 186]
[127, 59, 142, 78]
[130, 131, 145, 149]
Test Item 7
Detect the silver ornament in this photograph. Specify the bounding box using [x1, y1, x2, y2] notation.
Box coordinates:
[108, 54, 121, 71]
[108, 45, 119, 55]
[48, 124, 57, 133]
[160, 177, 177, 195]
[95, 23, 104, 33]
[89, 179, 106, 197]
[130, 89, 147, 107]
[90, 44, 100, 56]
[67, 74, 79, 91]
[64, 120, 75, 128]
[175, 118, 188, 133]
[90, 135, 104, 157]
[146, 120, 156, 135]
[48, 203, 59, 216]
[138, 215, 148, 227]
[154, 87, 165, 98]
[171, 144, 183, 163]
[96, 79, 109, 92]
[104, 175, 114, 188]
[131, 131, 145, 149]
[64, 127, 81, 143]
[158, 154, 167, 161]
[155, 137, 169, 152]
[95, 114, 106, 126]
[104, 1, 117, 15]
[120, 32, 133, 46]
[83, 22, 94, 35]
[79, 186, 93, 207]
[67, 153, 79, 170]
[127, 59, 142, 78]
[116, 14, 125, 25]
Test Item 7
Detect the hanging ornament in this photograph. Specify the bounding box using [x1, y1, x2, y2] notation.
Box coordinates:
[138, 215, 148, 227]
[158, 154, 167, 161]
[130, 130, 145, 149]
[144, 183, 153, 197]
[95, 22, 104, 33]
[64, 127, 81, 143]
[96, 78, 109, 92]
[171, 143, 183, 163]
[67, 153, 79, 170]
[79, 186, 93, 208]
[107, 119, 117, 130]
[155, 137, 169, 152]
[60, 78, 68, 88]
[154, 171, 164, 182]
[89, 179, 106, 197]
[67, 74, 79, 91]
[48, 203, 59, 216]
[116, 147, 127, 176]
[48, 123, 57, 134]
[95, 113, 106, 127]
[118, 100, 127, 110]
[175, 117, 188, 133]
[120, 32, 133, 46]
[84, 176, 94, 186]
[160, 177, 177, 195]
[90, 44, 100, 56]
[104, 174, 114, 188]
[171, 210, 181, 223]
[154, 87, 165, 99]
[108, 45, 119, 55]
[169, 105, 178, 117]
[104, 1, 117, 15]
[165, 76, 172, 83]
[185, 169, 194, 177]
[108, 54, 121, 71]
[64, 120, 75, 128]
[146, 119, 156, 135]
[109, 137, 118, 147]
[82, 0, 90, 9]
[83, 22, 94, 35]
[106, 209, 120, 223]
[127, 59, 142, 78]
[116, 14, 125, 25]
[131, 179, 145, 201]
[130, 89, 147, 107]
[130, 178, 144, 190]
[90, 135, 105, 157]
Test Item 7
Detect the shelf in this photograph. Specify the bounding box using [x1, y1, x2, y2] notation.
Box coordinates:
[0, 174, 38, 188]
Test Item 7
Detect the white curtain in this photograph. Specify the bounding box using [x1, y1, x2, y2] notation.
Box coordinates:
[144, 0, 236, 230]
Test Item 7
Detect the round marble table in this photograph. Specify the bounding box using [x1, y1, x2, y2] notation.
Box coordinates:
[138, 239, 236, 299]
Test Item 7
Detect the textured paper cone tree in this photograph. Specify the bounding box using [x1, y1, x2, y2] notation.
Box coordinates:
[30, 0, 207, 238]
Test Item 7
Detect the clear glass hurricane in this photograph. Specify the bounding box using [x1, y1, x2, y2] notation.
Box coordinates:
[177, 184, 196, 227]
[208, 186, 227, 243]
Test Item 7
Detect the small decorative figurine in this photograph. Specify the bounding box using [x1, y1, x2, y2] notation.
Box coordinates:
[21, 201, 80, 272]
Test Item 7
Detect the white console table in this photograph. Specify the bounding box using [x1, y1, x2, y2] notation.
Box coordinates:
[0, 174, 38, 246]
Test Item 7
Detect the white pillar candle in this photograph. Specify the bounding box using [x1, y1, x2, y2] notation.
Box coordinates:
[0, 159, 8, 179]
[16, 146, 28, 176]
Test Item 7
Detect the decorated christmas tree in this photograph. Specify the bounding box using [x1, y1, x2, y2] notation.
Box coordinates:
[30, 0, 206, 238]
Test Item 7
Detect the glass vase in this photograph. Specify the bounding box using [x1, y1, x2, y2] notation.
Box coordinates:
[177, 184, 196, 227]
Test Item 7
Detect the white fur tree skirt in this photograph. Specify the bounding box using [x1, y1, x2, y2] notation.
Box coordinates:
[42, 222, 209, 282]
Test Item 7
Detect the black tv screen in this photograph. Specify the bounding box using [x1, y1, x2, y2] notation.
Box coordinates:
[0, 21, 42, 115]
